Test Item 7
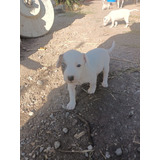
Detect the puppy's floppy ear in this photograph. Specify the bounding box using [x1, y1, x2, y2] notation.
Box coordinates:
[56, 54, 63, 68]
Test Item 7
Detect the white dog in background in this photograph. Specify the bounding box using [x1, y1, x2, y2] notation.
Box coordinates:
[56, 41, 115, 110]
[103, 9, 138, 28]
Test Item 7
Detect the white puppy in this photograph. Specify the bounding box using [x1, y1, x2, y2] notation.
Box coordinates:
[103, 9, 138, 28]
[56, 41, 115, 110]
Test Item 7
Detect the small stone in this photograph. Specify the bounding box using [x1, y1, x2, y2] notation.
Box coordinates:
[65, 112, 69, 118]
[28, 76, 33, 81]
[72, 119, 78, 126]
[40, 147, 44, 153]
[129, 110, 134, 117]
[62, 128, 68, 133]
[87, 145, 93, 150]
[105, 151, 110, 159]
[21, 152, 25, 156]
[54, 141, 61, 149]
[37, 80, 43, 86]
[84, 152, 89, 157]
[49, 113, 54, 119]
[28, 111, 34, 116]
[32, 154, 36, 158]
[115, 148, 122, 156]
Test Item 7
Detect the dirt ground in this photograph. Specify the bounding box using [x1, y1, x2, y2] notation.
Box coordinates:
[20, 0, 140, 159]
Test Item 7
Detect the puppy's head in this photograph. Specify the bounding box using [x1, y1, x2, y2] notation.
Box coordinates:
[56, 50, 86, 84]
[103, 16, 110, 26]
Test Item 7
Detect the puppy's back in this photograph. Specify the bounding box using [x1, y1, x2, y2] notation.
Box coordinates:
[86, 48, 110, 74]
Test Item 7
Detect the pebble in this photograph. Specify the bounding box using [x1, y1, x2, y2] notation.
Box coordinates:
[87, 145, 93, 150]
[65, 112, 69, 118]
[54, 141, 61, 149]
[49, 113, 54, 119]
[28, 111, 34, 116]
[72, 119, 78, 126]
[115, 148, 122, 156]
[105, 151, 110, 159]
[21, 152, 25, 156]
[129, 110, 134, 117]
[84, 152, 89, 157]
[40, 146, 44, 153]
[62, 128, 68, 133]
[28, 76, 33, 81]
[37, 80, 43, 86]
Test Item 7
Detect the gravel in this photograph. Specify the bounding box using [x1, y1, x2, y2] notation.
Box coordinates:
[62, 128, 68, 133]
[115, 148, 123, 156]
[37, 80, 43, 86]
[105, 151, 111, 159]
[28, 111, 34, 116]
[87, 145, 93, 150]
[129, 110, 134, 117]
[54, 141, 61, 149]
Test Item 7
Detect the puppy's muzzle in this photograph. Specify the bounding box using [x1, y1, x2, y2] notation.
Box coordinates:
[68, 76, 74, 82]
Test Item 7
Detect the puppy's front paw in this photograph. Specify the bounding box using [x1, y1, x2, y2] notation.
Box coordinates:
[102, 82, 108, 88]
[66, 101, 76, 110]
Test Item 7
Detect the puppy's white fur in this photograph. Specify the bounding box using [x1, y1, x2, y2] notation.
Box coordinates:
[102, 1, 111, 10]
[56, 41, 115, 110]
[103, 9, 138, 28]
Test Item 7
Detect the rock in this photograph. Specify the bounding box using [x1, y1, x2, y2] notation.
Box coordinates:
[28, 111, 34, 116]
[115, 148, 122, 156]
[87, 145, 93, 150]
[37, 80, 43, 86]
[21, 152, 25, 156]
[49, 113, 54, 119]
[84, 152, 89, 157]
[72, 119, 78, 126]
[65, 112, 69, 118]
[32, 154, 36, 158]
[105, 151, 110, 159]
[54, 141, 61, 149]
[129, 110, 134, 117]
[40, 147, 44, 153]
[62, 128, 68, 133]
[28, 76, 33, 81]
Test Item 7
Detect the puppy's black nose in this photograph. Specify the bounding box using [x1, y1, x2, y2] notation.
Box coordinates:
[68, 76, 74, 82]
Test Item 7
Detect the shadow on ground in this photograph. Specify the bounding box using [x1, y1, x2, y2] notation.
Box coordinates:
[20, 11, 85, 70]
[20, 23, 140, 160]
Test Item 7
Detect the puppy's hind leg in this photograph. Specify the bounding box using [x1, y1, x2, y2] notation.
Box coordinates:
[88, 77, 97, 94]
[124, 16, 129, 28]
[114, 21, 118, 27]
[102, 64, 109, 88]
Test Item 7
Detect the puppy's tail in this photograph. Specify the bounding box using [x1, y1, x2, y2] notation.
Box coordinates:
[108, 41, 115, 54]
[129, 9, 139, 12]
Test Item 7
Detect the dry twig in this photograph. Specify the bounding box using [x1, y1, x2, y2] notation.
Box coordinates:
[99, 150, 107, 160]
[58, 149, 94, 153]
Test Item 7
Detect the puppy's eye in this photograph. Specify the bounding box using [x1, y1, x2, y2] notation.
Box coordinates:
[77, 64, 81, 67]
